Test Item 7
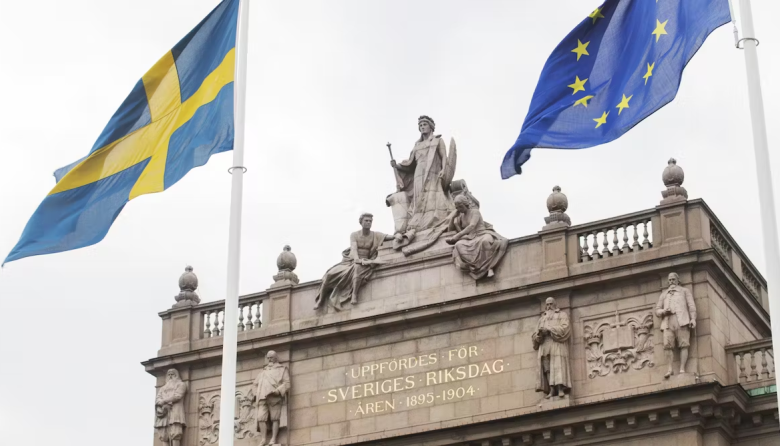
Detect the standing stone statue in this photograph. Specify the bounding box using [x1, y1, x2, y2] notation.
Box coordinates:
[532, 297, 572, 399]
[154, 368, 187, 446]
[314, 213, 394, 310]
[656, 272, 697, 378]
[253, 351, 291, 446]
[389, 115, 456, 238]
[445, 195, 508, 280]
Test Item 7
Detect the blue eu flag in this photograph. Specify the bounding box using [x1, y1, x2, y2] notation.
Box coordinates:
[500, 0, 731, 179]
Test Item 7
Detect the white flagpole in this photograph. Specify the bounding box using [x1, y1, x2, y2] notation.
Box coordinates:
[736, 0, 780, 403]
[218, 0, 250, 444]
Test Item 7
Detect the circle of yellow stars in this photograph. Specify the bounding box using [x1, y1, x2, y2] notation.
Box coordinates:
[568, 7, 670, 128]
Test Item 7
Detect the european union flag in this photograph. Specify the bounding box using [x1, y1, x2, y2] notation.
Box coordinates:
[500, 0, 731, 179]
[5, 0, 239, 264]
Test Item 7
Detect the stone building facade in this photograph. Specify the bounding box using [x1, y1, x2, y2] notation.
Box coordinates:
[143, 159, 777, 446]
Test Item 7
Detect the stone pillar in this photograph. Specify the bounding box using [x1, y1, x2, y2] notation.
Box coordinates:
[159, 267, 202, 356]
[541, 186, 571, 281]
[656, 158, 691, 256]
[263, 246, 296, 335]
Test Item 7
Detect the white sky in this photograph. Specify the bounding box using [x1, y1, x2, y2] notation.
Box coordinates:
[1, 1, 778, 444]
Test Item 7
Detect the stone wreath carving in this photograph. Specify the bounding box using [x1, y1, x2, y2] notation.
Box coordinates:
[583, 311, 654, 378]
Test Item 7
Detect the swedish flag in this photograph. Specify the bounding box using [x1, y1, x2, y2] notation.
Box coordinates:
[501, 0, 731, 179]
[5, 0, 239, 264]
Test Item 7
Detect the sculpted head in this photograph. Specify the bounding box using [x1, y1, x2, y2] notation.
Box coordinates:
[418, 115, 435, 134]
[359, 213, 374, 230]
[454, 195, 470, 213]
[668, 272, 679, 287]
[266, 350, 279, 365]
[545, 297, 558, 312]
[165, 368, 180, 383]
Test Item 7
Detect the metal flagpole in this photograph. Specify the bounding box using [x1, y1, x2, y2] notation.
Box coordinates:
[218, 0, 250, 444]
[735, 0, 780, 406]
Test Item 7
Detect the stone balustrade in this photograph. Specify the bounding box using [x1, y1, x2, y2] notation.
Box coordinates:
[153, 198, 769, 361]
[727, 339, 776, 388]
[575, 212, 654, 261]
[200, 296, 264, 339]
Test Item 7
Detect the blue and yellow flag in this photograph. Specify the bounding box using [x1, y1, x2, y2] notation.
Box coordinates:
[5, 0, 239, 264]
[500, 0, 731, 179]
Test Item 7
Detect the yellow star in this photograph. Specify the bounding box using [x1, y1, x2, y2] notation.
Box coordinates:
[571, 40, 590, 61]
[568, 76, 588, 95]
[588, 7, 605, 24]
[616, 94, 633, 115]
[593, 111, 609, 128]
[574, 95, 594, 107]
[643, 62, 655, 85]
[652, 19, 669, 42]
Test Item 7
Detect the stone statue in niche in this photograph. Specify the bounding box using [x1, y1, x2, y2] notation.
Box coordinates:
[155, 368, 188, 446]
[656, 272, 697, 378]
[314, 213, 394, 310]
[583, 310, 655, 378]
[253, 350, 291, 446]
[532, 297, 572, 399]
[446, 194, 508, 280]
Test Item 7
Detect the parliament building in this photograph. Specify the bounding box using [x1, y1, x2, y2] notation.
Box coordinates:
[143, 151, 778, 446]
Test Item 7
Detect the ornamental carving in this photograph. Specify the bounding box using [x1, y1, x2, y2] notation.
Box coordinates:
[583, 310, 654, 378]
[198, 394, 220, 445]
[197, 388, 257, 445]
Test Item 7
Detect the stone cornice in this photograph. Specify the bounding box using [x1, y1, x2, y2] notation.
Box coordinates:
[142, 247, 769, 373]
[316, 383, 777, 446]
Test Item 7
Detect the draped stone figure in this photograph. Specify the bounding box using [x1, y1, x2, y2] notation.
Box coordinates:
[390, 115, 456, 242]
[532, 298, 572, 399]
[656, 272, 697, 378]
[445, 195, 508, 280]
[314, 213, 394, 310]
[155, 369, 187, 446]
[254, 351, 291, 446]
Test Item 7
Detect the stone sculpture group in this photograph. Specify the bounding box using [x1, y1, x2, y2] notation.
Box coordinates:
[154, 118, 700, 445]
[315, 115, 508, 311]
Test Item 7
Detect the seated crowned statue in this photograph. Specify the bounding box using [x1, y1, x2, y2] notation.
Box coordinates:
[314, 213, 394, 310]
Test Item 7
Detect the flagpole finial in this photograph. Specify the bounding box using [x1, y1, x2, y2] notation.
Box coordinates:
[661, 158, 688, 205]
[543, 185, 571, 230]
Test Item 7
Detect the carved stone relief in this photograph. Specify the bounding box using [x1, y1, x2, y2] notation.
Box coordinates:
[583, 309, 655, 378]
[197, 386, 257, 445]
[198, 394, 220, 445]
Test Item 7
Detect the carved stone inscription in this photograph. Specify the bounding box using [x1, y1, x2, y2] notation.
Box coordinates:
[322, 345, 507, 416]
[583, 309, 655, 378]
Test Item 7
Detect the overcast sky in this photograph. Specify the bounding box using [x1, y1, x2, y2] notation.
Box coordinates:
[1, 1, 779, 444]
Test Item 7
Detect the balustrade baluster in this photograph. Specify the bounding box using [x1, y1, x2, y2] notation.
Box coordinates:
[204, 312, 212, 338]
[761, 348, 769, 379]
[580, 235, 590, 262]
[238, 304, 245, 331]
[592, 231, 600, 259]
[601, 230, 611, 257]
[750, 350, 759, 381]
[642, 221, 650, 249]
[622, 224, 630, 254]
[632, 223, 640, 250]
[611, 227, 620, 255]
[253, 303, 262, 329]
[738, 353, 747, 382]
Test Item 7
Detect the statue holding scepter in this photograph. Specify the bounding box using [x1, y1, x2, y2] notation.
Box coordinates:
[387, 116, 457, 247]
